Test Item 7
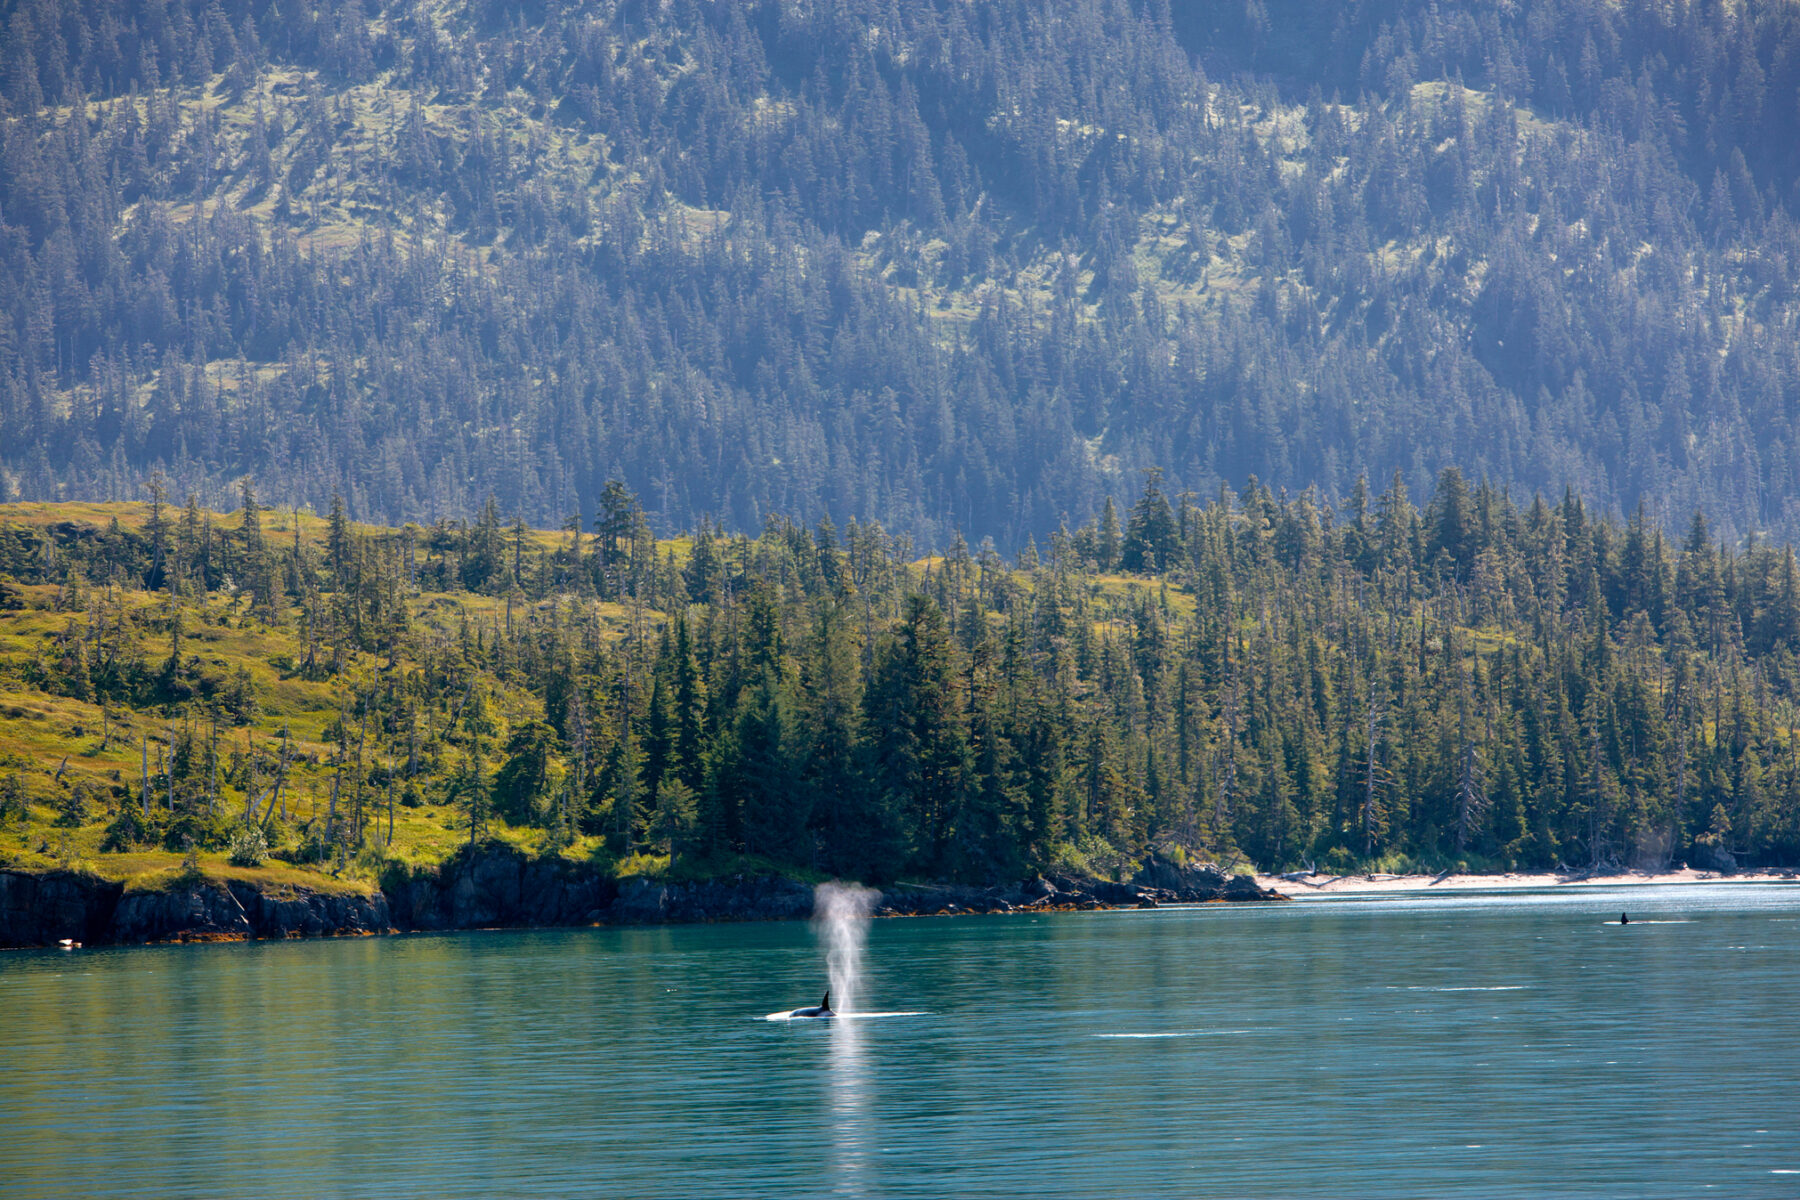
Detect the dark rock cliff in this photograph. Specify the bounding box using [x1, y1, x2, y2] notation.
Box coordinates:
[1, 868, 393, 946]
[0, 869, 123, 945]
[875, 855, 1286, 916]
[384, 846, 619, 931]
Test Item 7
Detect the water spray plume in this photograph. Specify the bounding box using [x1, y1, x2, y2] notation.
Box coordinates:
[813, 882, 879, 1015]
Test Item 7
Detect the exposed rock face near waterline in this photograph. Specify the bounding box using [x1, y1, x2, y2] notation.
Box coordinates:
[0, 868, 394, 946]
[0, 847, 1285, 948]
[385, 849, 620, 931]
[876, 855, 1286, 916]
[108, 880, 395, 944]
[610, 875, 817, 924]
[0, 868, 123, 946]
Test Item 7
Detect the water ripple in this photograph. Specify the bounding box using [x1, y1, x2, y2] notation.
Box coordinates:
[3, 884, 1799, 1197]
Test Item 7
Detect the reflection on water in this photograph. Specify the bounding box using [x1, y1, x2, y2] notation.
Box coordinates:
[3, 883, 1800, 1198]
[827, 1016, 869, 1195]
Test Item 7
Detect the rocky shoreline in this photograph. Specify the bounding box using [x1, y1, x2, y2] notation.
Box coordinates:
[0, 849, 1285, 949]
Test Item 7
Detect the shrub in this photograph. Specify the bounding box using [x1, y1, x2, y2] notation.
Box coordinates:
[227, 821, 269, 868]
[101, 805, 157, 851]
[160, 809, 235, 852]
[0, 773, 27, 827]
[292, 823, 335, 864]
[54, 782, 92, 828]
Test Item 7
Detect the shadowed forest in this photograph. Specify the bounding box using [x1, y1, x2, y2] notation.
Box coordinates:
[2, 0, 1800, 547]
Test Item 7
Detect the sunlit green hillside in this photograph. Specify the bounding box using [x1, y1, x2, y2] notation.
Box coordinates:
[6, 471, 1800, 894]
[0, 501, 656, 888]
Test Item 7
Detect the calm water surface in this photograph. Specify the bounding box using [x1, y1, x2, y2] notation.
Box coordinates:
[3, 884, 1799, 1197]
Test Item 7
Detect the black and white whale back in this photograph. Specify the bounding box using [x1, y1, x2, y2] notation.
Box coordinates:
[787, 990, 835, 1018]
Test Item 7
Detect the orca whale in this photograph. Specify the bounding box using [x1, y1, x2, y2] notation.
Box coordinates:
[787, 990, 835, 1019]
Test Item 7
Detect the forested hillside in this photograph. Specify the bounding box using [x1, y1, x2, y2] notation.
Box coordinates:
[3, 0, 1800, 546]
[4, 474, 1799, 887]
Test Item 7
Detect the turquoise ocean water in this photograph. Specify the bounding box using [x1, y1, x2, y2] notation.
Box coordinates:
[3, 883, 1797, 1197]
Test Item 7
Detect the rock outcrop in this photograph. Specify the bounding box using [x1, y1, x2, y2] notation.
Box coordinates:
[108, 881, 255, 942]
[0, 869, 122, 945]
[610, 874, 815, 924]
[385, 844, 618, 929]
[0, 868, 392, 946]
[873, 857, 1286, 916]
[1131, 853, 1230, 896]
[227, 882, 392, 941]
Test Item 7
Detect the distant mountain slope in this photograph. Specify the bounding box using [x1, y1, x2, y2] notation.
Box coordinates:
[2, 0, 1800, 547]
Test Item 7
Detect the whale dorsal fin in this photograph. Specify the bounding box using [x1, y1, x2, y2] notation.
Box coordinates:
[822, 991, 831, 1010]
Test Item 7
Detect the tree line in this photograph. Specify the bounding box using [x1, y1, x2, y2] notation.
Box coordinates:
[8, 468, 1800, 880]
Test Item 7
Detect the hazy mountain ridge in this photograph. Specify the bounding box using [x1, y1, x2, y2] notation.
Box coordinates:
[2, 0, 1799, 547]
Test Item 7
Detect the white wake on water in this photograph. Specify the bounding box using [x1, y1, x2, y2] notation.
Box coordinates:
[763, 1010, 927, 1022]
[1094, 1029, 1252, 1039]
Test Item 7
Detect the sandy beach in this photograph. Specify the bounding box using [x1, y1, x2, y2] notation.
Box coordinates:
[1255, 866, 1800, 895]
